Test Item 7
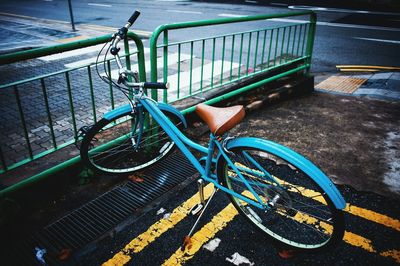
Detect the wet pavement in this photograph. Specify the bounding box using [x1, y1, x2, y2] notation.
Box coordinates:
[0, 10, 399, 266]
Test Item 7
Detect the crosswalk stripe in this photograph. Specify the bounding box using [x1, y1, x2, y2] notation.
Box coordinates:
[39, 44, 106, 62]
[102, 183, 215, 266]
[164, 60, 240, 101]
[101, 52, 192, 80]
[65, 47, 151, 69]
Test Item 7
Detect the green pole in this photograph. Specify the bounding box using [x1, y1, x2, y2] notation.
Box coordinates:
[305, 12, 317, 73]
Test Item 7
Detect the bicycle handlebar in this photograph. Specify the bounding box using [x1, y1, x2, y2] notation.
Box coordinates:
[108, 10, 169, 90]
[123, 81, 170, 90]
[111, 10, 140, 54]
[143, 82, 169, 90]
[127, 10, 141, 26]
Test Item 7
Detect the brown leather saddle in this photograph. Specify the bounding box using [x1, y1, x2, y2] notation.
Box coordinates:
[195, 103, 245, 136]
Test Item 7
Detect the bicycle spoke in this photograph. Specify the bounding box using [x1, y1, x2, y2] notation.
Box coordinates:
[221, 147, 343, 249]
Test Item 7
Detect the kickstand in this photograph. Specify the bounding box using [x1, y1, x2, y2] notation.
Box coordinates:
[181, 183, 218, 251]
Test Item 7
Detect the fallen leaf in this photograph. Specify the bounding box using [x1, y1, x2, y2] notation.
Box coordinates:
[128, 175, 144, 183]
[278, 249, 296, 259]
[58, 248, 72, 261]
[181, 236, 192, 251]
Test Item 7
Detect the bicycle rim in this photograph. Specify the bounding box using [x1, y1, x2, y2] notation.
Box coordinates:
[219, 147, 344, 251]
[81, 110, 182, 174]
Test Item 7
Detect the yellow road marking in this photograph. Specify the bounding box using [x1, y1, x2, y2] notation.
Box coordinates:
[0, 12, 70, 25]
[286, 183, 400, 232]
[345, 204, 400, 232]
[241, 189, 377, 253]
[102, 183, 215, 266]
[161, 190, 385, 266]
[249, 171, 400, 233]
[288, 205, 377, 252]
[339, 69, 378, 72]
[336, 65, 400, 71]
[56, 35, 89, 43]
[104, 165, 400, 265]
[381, 249, 400, 264]
[162, 203, 239, 266]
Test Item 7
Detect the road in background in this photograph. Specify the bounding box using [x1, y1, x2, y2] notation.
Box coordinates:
[0, 0, 399, 72]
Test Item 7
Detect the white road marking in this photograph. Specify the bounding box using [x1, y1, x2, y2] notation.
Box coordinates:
[39, 44, 106, 62]
[101, 52, 191, 80]
[65, 47, 151, 69]
[218, 13, 248, 18]
[165, 60, 240, 101]
[269, 18, 400, 32]
[166, 9, 202, 14]
[353, 37, 400, 44]
[217, 14, 399, 32]
[288, 5, 400, 16]
[271, 2, 288, 6]
[88, 3, 112, 7]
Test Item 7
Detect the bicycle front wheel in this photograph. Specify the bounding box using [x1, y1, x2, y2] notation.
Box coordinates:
[217, 144, 345, 252]
[80, 109, 184, 174]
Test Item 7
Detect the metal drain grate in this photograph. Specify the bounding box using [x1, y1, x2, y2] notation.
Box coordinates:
[4, 151, 197, 265]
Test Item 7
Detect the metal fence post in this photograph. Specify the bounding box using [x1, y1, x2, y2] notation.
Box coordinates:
[67, 0, 76, 31]
[305, 12, 317, 73]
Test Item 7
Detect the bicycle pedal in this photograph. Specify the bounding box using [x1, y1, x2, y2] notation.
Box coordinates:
[190, 203, 204, 216]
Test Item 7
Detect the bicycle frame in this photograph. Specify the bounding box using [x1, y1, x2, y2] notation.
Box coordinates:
[139, 97, 270, 210]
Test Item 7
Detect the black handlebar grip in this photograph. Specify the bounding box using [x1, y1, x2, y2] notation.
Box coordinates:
[128, 10, 141, 25]
[144, 82, 169, 90]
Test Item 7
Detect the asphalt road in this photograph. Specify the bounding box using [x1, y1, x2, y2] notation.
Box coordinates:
[73, 180, 399, 266]
[1, 0, 400, 72]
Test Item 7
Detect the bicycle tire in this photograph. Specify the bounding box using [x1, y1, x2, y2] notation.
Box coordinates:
[217, 144, 345, 252]
[80, 109, 184, 174]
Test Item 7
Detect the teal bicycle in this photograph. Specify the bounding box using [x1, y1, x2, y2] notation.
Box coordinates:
[80, 11, 345, 253]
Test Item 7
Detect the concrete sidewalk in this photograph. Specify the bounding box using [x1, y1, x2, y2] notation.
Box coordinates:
[315, 72, 400, 102]
[0, 12, 151, 54]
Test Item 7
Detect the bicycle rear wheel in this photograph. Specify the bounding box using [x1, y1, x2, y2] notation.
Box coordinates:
[80, 109, 184, 174]
[217, 145, 345, 252]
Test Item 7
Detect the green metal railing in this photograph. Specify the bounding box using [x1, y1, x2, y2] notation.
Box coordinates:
[0, 32, 146, 174]
[0, 11, 316, 196]
[150, 11, 316, 103]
